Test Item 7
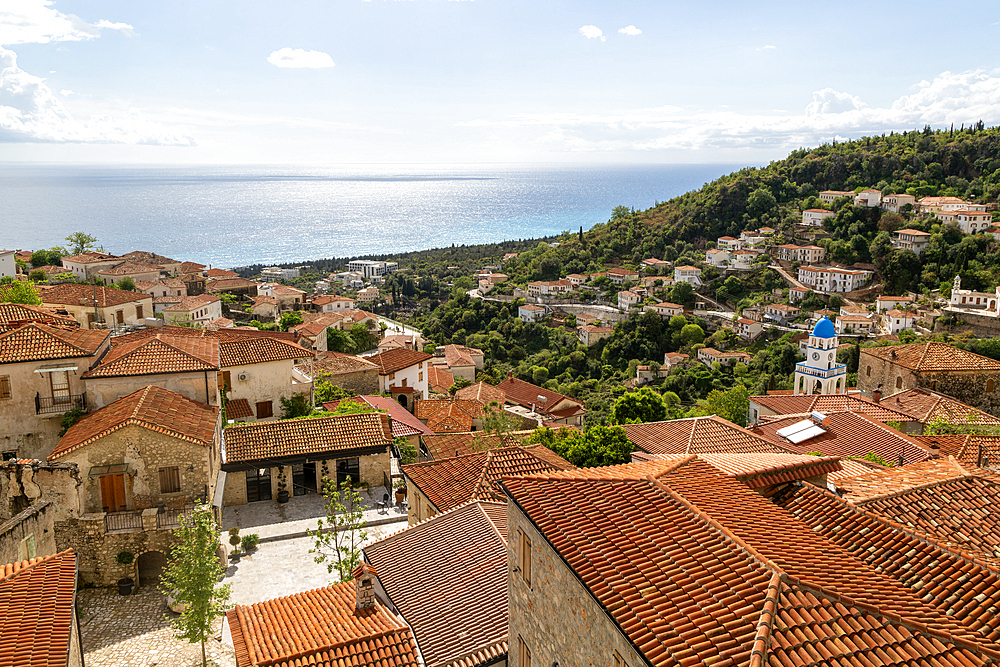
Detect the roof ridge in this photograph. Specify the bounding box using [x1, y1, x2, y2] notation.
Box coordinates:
[747, 571, 782, 667]
[853, 469, 982, 505]
[0, 547, 75, 583]
[252, 617, 411, 667]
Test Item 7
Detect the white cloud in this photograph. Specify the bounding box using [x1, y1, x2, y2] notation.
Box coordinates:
[456, 69, 1000, 154]
[0, 0, 134, 45]
[267, 47, 335, 69]
[757, 44, 776, 51]
[0, 47, 193, 144]
[59, 89, 72, 96]
[618, 25, 641, 36]
[579, 25, 605, 41]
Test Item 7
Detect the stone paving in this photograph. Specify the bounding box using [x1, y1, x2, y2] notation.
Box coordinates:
[78, 585, 236, 667]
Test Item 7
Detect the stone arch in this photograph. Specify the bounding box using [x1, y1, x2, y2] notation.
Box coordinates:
[397, 394, 408, 409]
[137, 550, 168, 587]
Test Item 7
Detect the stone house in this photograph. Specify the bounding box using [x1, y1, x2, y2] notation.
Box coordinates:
[497, 376, 586, 427]
[136, 278, 187, 299]
[82, 332, 221, 410]
[206, 277, 260, 298]
[297, 351, 379, 396]
[59, 252, 121, 280]
[38, 284, 154, 329]
[617, 290, 641, 310]
[697, 347, 752, 367]
[366, 348, 432, 410]
[433, 344, 484, 383]
[859, 342, 1000, 415]
[120, 251, 183, 276]
[414, 398, 485, 434]
[250, 295, 280, 321]
[0, 323, 111, 460]
[0, 501, 57, 564]
[518, 304, 546, 323]
[267, 285, 306, 312]
[219, 335, 313, 422]
[220, 412, 394, 505]
[162, 294, 223, 326]
[577, 324, 613, 346]
[891, 229, 931, 254]
[181, 272, 206, 296]
[95, 261, 163, 285]
[325, 395, 433, 452]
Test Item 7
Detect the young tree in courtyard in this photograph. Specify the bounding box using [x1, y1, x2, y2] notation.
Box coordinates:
[159, 505, 231, 667]
[309, 476, 368, 582]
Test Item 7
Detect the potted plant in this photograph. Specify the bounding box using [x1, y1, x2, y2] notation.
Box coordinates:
[116, 550, 135, 596]
[228, 527, 241, 562]
[276, 465, 289, 503]
[241, 533, 260, 554]
[393, 478, 406, 505]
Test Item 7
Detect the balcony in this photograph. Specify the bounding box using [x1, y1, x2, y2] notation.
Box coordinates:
[104, 509, 144, 534]
[35, 393, 87, 416]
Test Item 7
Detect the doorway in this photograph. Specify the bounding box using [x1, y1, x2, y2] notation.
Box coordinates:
[137, 551, 168, 587]
[336, 458, 360, 488]
[100, 473, 128, 512]
[245, 467, 272, 502]
[292, 462, 317, 496]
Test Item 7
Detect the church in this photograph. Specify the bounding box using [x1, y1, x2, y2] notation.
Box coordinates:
[794, 316, 848, 395]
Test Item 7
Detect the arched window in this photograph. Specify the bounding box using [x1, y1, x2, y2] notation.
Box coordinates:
[988, 379, 995, 393]
[895, 376, 903, 389]
[866, 365, 871, 377]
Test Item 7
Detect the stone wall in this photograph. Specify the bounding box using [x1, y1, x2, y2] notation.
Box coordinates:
[0, 501, 56, 563]
[223, 469, 248, 506]
[0, 460, 83, 522]
[85, 371, 220, 410]
[327, 368, 379, 396]
[859, 352, 1000, 416]
[935, 309, 1000, 338]
[507, 501, 642, 667]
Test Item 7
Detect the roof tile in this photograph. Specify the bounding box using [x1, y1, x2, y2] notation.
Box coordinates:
[0, 549, 78, 667]
[224, 412, 392, 464]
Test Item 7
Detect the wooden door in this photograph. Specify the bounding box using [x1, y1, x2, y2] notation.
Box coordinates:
[100, 474, 127, 512]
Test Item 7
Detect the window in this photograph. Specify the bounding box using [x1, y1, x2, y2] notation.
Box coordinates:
[257, 400, 273, 419]
[401, 378, 408, 387]
[418, 372, 423, 382]
[18, 534, 36, 561]
[2, 451, 17, 461]
[518, 636, 531, 667]
[0, 375, 9, 400]
[136, 304, 144, 319]
[517, 529, 532, 585]
[895, 376, 903, 389]
[865, 365, 871, 378]
[48, 370, 70, 404]
[613, 651, 626, 667]
[389, 372, 395, 380]
[989, 379, 996, 393]
[116, 309, 124, 324]
[159, 466, 181, 494]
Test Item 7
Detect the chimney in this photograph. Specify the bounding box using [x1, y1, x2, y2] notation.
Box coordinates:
[872, 389, 881, 403]
[927, 440, 940, 457]
[352, 563, 379, 610]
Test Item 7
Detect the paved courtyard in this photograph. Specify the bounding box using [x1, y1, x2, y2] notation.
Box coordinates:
[79, 491, 409, 667]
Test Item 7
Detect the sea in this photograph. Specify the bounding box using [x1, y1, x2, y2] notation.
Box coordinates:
[0, 163, 746, 268]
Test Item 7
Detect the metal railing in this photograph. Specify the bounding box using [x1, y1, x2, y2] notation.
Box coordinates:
[35, 393, 87, 415]
[156, 504, 195, 530]
[104, 510, 143, 533]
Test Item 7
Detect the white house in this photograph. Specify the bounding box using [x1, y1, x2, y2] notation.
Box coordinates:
[518, 304, 546, 323]
[347, 260, 398, 279]
[705, 248, 730, 267]
[884, 309, 914, 335]
[801, 209, 834, 227]
[881, 193, 916, 213]
[917, 196, 970, 214]
[136, 278, 187, 299]
[797, 266, 873, 293]
[853, 189, 882, 207]
[673, 266, 702, 287]
[0, 249, 15, 278]
[356, 287, 379, 303]
[162, 294, 223, 326]
[662, 352, 689, 368]
[789, 287, 808, 303]
[950, 210, 994, 234]
[835, 314, 875, 336]
[876, 295, 912, 312]
[764, 303, 800, 324]
[312, 295, 356, 312]
[607, 269, 640, 285]
[697, 347, 751, 367]
[736, 317, 765, 341]
[526, 280, 573, 297]
[260, 266, 300, 281]
[818, 190, 853, 204]
[891, 229, 931, 255]
[366, 348, 432, 408]
[649, 302, 683, 318]
[617, 290, 642, 311]
[60, 252, 121, 280]
[775, 244, 825, 264]
[716, 236, 742, 251]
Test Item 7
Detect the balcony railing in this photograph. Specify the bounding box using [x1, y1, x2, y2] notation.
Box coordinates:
[156, 504, 195, 530]
[104, 510, 143, 533]
[35, 393, 87, 416]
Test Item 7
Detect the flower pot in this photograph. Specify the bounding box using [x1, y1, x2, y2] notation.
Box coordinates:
[230, 552, 241, 563]
[117, 577, 134, 596]
[394, 489, 406, 504]
[277, 490, 289, 503]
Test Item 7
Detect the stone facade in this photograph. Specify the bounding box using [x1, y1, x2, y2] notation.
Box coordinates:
[507, 501, 642, 667]
[224, 358, 308, 422]
[86, 370, 220, 410]
[0, 500, 56, 563]
[0, 460, 84, 523]
[324, 367, 379, 396]
[405, 480, 435, 525]
[859, 353, 1000, 416]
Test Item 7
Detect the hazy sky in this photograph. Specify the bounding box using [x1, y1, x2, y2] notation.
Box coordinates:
[2, 0, 1000, 164]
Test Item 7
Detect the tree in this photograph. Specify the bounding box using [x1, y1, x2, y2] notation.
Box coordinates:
[528, 425, 634, 468]
[747, 186, 777, 215]
[159, 505, 231, 667]
[31, 249, 62, 267]
[482, 399, 522, 437]
[279, 310, 304, 331]
[28, 269, 46, 282]
[349, 322, 378, 352]
[0, 280, 42, 305]
[327, 327, 356, 353]
[610, 387, 667, 424]
[280, 393, 313, 419]
[309, 477, 368, 582]
[313, 371, 355, 405]
[668, 281, 695, 307]
[65, 232, 98, 255]
[699, 384, 751, 427]
[115, 277, 136, 291]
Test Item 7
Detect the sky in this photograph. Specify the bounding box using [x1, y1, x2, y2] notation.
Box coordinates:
[2, 0, 1000, 165]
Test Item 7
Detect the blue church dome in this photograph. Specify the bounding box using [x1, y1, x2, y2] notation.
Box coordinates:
[812, 316, 836, 339]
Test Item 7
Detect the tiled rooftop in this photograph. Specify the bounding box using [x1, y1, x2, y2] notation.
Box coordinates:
[862, 342, 1000, 371]
[83, 333, 219, 377]
[497, 376, 583, 416]
[442, 344, 481, 368]
[220, 336, 311, 367]
[50, 385, 219, 459]
[421, 431, 531, 460]
[0, 303, 78, 333]
[365, 348, 432, 375]
[339, 395, 434, 438]
[833, 457, 973, 501]
[750, 411, 932, 464]
[403, 445, 573, 514]
[226, 580, 419, 667]
[38, 283, 150, 307]
[162, 294, 221, 312]
[96, 261, 163, 276]
[426, 364, 453, 394]
[631, 452, 844, 488]
[305, 351, 378, 376]
[0, 323, 108, 364]
[877, 387, 1000, 426]
[227, 398, 254, 420]
[364, 501, 507, 667]
[502, 458, 1000, 666]
[749, 393, 915, 423]
[223, 412, 392, 464]
[415, 399, 484, 433]
[913, 433, 1000, 468]
[622, 416, 788, 456]
[0, 549, 78, 667]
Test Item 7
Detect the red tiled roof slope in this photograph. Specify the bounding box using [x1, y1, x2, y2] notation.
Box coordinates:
[365, 348, 431, 375]
[497, 376, 583, 416]
[0, 303, 79, 332]
[862, 342, 1000, 371]
[224, 412, 392, 464]
[38, 283, 150, 307]
[226, 581, 419, 667]
[454, 381, 505, 406]
[421, 431, 532, 461]
[632, 452, 843, 488]
[364, 501, 508, 667]
[50, 386, 219, 459]
[83, 334, 219, 377]
[878, 387, 1000, 427]
[0, 323, 107, 364]
[0, 549, 78, 667]
[220, 337, 311, 367]
[622, 416, 788, 456]
[749, 392, 915, 422]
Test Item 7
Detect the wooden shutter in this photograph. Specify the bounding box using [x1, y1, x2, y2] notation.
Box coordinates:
[159, 467, 181, 494]
[256, 401, 273, 418]
[0, 375, 10, 400]
[100, 474, 127, 512]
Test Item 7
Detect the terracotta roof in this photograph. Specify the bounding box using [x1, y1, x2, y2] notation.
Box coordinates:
[862, 342, 1000, 371]
[913, 433, 1000, 467]
[269, 284, 305, 296]
[826, 457, 886, 480]
[83, 334, 219, 378]
[38, 283, 150, 307]
[226, 581, 419, 667]
[630, 452, 844, 488]
[354, 395, 434, 438]
[96, 261, 163, 276]
[223, 412, 392, 464]
[252, 295, 279, 306]
[420, 431, 530, 460]
[227, 398, 254, 420]
[833, 457, 972, 502]
[777, 479, 1000, 646]
[496, 376, 584, 416]
[749, 393, 915, 422]
[207, 277, 258, 291]
[442, 344, 481, 368]
[120, 250, 181, 266]
[454, 381, 505, 406]
[162, 294, 221, 313]
[306, 351, 378, 376]
[366, 348, 432, 375]
[60, 251, 118, 264]
[502, 458, 999, 666]
[0, 323, 108, 364]
[750, 411, 932, 464]
[364, 501, 508, 667]
[403, 445, 573, 514]
[0, 549, 78, 667]
[622, 416, 788, 456]
[207, 317, 234, 329]
[50, 386, 219, 459]
[220, 336, 311, 367]
[180, 261, 207, 273]
[426, 364, 453, 394]
[206, 268, 239, 278]
[415, 399, 484, 433]
[0, 304, 79, 333]
[877, 388, 1000, 427]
